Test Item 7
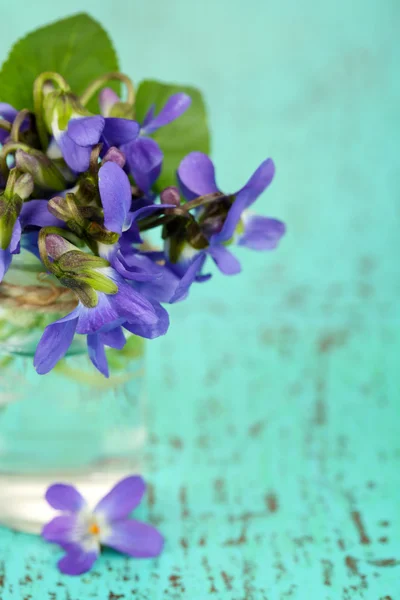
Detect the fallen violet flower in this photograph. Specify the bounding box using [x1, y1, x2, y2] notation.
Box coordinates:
[42, 476, 163, 575]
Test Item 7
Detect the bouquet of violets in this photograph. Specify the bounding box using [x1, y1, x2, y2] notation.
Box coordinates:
[0, 13, 285, 379]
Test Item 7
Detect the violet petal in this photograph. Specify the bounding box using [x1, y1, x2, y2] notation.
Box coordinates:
[110, 280, 159, 326]
[0, 249, 12, 282]
[42, 514, 78, 544]
[57, 132, 92, 173]
[178, 152, 219, 200]
[9, 219, 22, 254]
[0, 103, 18, 144]
[238, 215, 286, 250]
[99, 88, 120, 117]
[20, 200, 64, 229]
[102, 118, 140, 146]
[169, 253, 206, 303]
[142, 93, 191, 135]
[207, 245, 241, 275]
[212, 158, 275, 244]
[124, 137, 163, 193]
[0, 103, 18, 123]
[45, 483, 86, 512]
[94, 475, 146, 521]
[34, 313, 79, 375]
[67, 116, 105, 146]
[100, 326, 126, 350]
[141, 104, 156, 129]
[104, 519, 164, 558]
[58, 546, 99, 576]
[123, 301, 169, 339]
[87, 334, 109, 378]
[74, 294, 120, 335]
[98, 161, 132, 235]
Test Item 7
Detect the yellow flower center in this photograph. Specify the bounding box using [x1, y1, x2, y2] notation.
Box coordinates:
[88, 522, 100, 536]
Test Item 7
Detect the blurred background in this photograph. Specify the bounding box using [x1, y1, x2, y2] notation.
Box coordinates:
[1, 0, 399, 597]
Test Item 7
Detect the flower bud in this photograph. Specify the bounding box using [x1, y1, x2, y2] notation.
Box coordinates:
[85, 221, 120, 245]
[13, 173, 34, 201]
[48, 194, 89, 237]
[15, 149, 66, 191]
[99, 88, 119, 117]
[160, 186, 181, 207]
[45, 233, 76, 260]
[74, 270, 118, 295]
[57, 250, 109, 272]
[47, 196, 72, 222]
[102, 147, 126, 168]
[59, 276, 98, 308]
[41, 233, 118, 308]
[43, 89, 86, 135]
[0, 168, 32, 250]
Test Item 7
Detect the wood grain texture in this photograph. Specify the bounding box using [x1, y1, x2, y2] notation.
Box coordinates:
[1, 268, 399, 599]
[0, 0, 399, 598]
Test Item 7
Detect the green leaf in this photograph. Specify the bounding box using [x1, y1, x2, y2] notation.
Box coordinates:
[0, 13, 119, 112]
[135, 80, 211, 192]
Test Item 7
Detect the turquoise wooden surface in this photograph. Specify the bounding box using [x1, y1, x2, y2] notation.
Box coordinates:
[0, 0, 399, 597]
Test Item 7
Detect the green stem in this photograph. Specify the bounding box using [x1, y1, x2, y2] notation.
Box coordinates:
[89, 144, 103, 174]
[0, 120, 11, 133]
[0, 142, 31, 179]
[10, 109, 31, 142]
[138, 214, 174, 232]
[80, 72, 135, 107]
[136, 193, 226, 232]
[182, 192, 226, 211]
[84, 234, 100, 257]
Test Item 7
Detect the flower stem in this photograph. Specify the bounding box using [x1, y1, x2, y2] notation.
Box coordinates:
[137, 193, 227, 231]
[89, 144, 103, 174]
[0, 142, 31, 179]
[0, 120, 11, 133]
[10, 109, 31, 143]
[182, 192, 226, 211]
[138, 214, 173, 232]
[80, 72, 135, 107]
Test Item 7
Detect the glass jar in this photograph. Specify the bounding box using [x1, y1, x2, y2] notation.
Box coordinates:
[0, 251, 146, 533]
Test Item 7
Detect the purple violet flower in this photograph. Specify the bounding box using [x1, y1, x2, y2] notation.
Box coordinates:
[113, 249, 182, 304]
[49, 115, 139, 173]
[96, 161, 181, 302]
[167, 152, 286, 301]
[97, 159, 175, 240]
[67, 115, 140, 163]
[98, 88, 192, 193]
[42, 476, 163, 576]
[46, 111, 103, 174]
[33, 234, 169, 376]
